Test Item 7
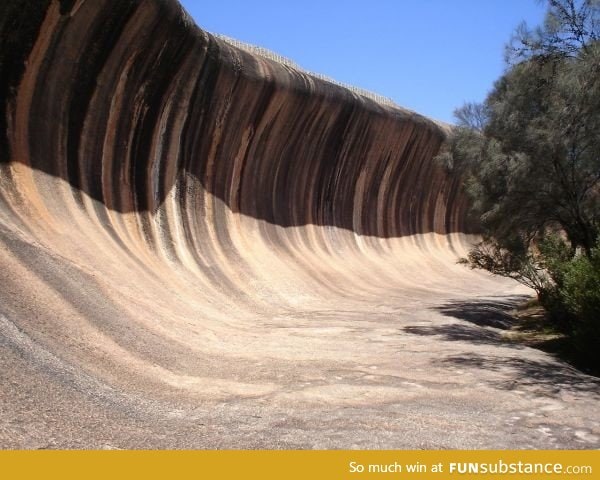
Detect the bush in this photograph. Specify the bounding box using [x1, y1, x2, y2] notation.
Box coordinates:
[460, 234, 600, 371]
[536, 236, 575, 331]
[528, 237, 600, 369]
[559, 244, 600, 367]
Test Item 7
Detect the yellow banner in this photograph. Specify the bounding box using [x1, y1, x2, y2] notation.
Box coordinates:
[1, 450, 598, 479]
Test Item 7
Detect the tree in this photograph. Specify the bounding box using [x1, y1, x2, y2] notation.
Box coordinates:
[438, 0, 600, 297]
[439, 0, 600, 368]
[507, 0, 599, 61]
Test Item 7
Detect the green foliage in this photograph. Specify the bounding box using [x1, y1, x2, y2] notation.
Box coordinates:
[461, 240, 550, 293]
[507, 0, 599, 61]
[536, 236, 576, 330]
[437, 0, 600, 369]
[439, 0, 600, 256]
[561, 243, 600, 319]
[556, 242, 600, 366]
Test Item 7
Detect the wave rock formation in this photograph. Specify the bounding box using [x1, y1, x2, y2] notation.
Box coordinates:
[1, 0, 598, 449]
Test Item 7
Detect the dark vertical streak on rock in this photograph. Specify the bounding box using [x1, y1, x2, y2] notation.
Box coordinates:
[2, 0, 471, 238]
[0, 0, 51, 163]
[65, 1, 138, 203]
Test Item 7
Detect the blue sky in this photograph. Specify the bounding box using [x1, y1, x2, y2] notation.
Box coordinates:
[179, 1, 547, 123]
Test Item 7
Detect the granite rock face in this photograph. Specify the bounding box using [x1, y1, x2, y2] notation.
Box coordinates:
[0, 0, 598, 449]
[2, 0, 466, 236]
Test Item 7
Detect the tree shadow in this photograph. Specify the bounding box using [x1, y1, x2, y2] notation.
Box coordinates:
[433, 295, 530, 329]
[403, 296, 531, 348]
[403, 323, 514, 347]
[439, 352, 600, 394]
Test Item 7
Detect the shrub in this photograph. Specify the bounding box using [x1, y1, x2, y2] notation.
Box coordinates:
[559, 243, 600, 367]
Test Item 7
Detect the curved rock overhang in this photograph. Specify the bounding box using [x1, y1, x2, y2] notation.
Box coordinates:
[0, 0, 555, 450]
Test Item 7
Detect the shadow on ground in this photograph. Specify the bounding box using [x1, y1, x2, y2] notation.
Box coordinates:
[433, 295, 530, 329]
[403, 295, 530, 347]
[404, 295, 600, 390]
[439, 352, 600, 394]
[402, 323, 513, 346]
